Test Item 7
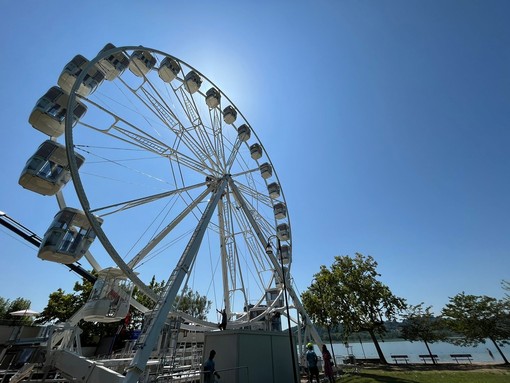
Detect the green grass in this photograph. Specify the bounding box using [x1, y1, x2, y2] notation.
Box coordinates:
[332, 365, 510, 383]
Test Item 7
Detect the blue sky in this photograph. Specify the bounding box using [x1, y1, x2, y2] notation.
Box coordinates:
[0, 0, 509, 318]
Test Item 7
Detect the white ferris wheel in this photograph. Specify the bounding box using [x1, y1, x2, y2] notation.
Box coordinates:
[20, 44, 320, 378]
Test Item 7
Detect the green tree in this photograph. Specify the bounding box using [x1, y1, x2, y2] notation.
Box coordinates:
[174, 287, 212, 321]
[35, 288, 83, 323]
[441, 292, 510, 364]
[0, 296, 32, 324]
[302, 253, 406, 364]
[502, 280, 510, 301]
[400, 303, 447, 365]
[0, 297, 8, 319]
[301, 270, 339, 353]
[125, 278, 212, 327]
[129, 276, 166, 329]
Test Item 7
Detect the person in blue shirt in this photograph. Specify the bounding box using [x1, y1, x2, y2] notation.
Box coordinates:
[203, 349, 220, 383]
[306, 343, 320, 383]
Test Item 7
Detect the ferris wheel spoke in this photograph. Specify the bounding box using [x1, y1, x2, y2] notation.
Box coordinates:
[134, 79, 222, 171]
[231, 211, 269, 292]
[228, 178, 276, 253]
[88, 181, 208, 217]
[217, 198, 235, 315]
[77, 112, 213, 175]
[231, 181, 274, 237]
[84, 80, 220, 175]
[127, 186, 211, 268]
[233, 179, 274, 208]
[225, 137, 243, 171]
[195, 121, 224, 172]
[170, 83, 223, 171]
[209, 107, 227, 170]
[227, 196, 272, 279]
[119, 78, 182, 135]
[220, 195, 268, 313]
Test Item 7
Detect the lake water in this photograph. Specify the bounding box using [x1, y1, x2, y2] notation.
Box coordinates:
[320, 339, 510, 364]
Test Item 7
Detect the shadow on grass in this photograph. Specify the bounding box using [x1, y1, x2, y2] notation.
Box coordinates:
[335, 364, 510, 383]
[339, 371, 418, 383]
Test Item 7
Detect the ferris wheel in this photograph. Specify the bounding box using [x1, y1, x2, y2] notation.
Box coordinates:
[21, 44, 302, 332]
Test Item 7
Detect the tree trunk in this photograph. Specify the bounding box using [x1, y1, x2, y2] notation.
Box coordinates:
[490, 336, 509, 364]
[423, 340, 437, 365]
[368, 329, 387, 364]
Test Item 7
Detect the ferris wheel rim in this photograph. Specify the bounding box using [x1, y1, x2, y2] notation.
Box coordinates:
[63, 44, 292, 325]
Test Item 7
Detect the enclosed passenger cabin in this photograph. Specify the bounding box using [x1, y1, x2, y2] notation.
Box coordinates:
[273, 202, 287, 220]
[19, 140, 85, 196]
[274, 266, 290, 288]
[267, 182, 281, 199]
[129, 50, 156, 77]
[38, 207, 102, 264]
[82, 268, 133, 323]
[248, 306, 267, 321]
[259, 162, 272, 179]
[29, 86, 87, 137]
[205, 87, 221, 108]
[266, 288, 284, 307]
[184, 70, 202, 94]
[250, 143, 262, 160]
[97, 43, 130, 81]
[223, 105, 237, 124]
[57, 55, 104, 97]
[158, 56, 181, 83]
[237, 124, 251, 142]
[279, 244, 291, 264]
[276, 223, 290, 241]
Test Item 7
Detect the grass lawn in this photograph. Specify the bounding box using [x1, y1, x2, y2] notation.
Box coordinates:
[333, 364, 510, 383]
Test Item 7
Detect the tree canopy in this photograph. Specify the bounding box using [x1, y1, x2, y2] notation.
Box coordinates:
[0, 296, 32, 324]
[174, 287, 212, 321]
[502, 280, 510, 301]
[131, 277, 212, 324]
[441, 292, 510, 364]
[301, 253, 406, 364]
[400, 303, 447, 364]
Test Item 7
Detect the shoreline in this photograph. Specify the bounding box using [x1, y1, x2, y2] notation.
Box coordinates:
[365, 363, 510, 371]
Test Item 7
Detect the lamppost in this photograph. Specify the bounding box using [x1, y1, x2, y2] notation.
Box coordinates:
[312, 277, 337, 368]
[266, 236, 298, 383]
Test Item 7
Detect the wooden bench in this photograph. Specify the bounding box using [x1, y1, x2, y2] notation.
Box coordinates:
[419, 354, 439, 364]
[390, 354, 409, 364]
[450, 354, 472, 364]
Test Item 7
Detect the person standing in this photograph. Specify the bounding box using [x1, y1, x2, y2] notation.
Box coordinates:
[203, 350, 220, 383]
[306, 343, 320, 383]
[322, 344, 334, 383]
[217, 308, 227, 330]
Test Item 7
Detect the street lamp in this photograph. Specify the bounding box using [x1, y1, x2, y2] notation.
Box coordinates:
[266, 235, 298, 383]
[312, 277, 337, 368]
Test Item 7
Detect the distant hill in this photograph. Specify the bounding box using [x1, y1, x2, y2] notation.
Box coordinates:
[293, 320, 408, 342]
